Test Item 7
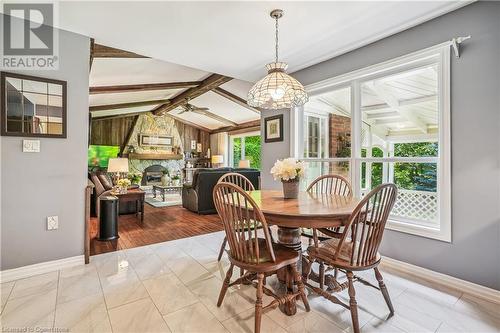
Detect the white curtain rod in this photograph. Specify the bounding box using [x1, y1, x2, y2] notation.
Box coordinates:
[448, 35, 471, 58]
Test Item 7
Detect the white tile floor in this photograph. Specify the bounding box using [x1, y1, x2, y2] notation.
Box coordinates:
[1, 231, 499, 333]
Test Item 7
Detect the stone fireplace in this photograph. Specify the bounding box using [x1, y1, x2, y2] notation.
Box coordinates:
[141, 165, 167, 186]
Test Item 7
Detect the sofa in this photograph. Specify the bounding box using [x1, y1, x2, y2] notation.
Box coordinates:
[182, 168, 260, 214]
[89, 171, 139, 216]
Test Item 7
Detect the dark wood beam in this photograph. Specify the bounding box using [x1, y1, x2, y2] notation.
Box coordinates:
[90, 99, 171, 112]
[92, 111, 212, 133]
[119, 115, 139, 156]
[89, 81, 201, 95]
[210, 119, 260, 134]
[153, 74, 232, 115]
[92, 112, 149, 121]
[212, 87, 260, 114]
[93, 43, 148, 58]
[89, 38, 95, 72]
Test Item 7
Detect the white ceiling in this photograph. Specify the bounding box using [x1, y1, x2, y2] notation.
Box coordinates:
[89, 58, 260, 126]
[59, 1, 470, 82]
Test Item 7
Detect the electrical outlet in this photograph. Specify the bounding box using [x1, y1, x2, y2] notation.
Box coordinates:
[47, 216, 58, 230]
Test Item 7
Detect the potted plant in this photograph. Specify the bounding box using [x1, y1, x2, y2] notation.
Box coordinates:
[171, 174, 181, 186]
[270, 158, 306, 199]
[128, 173, 142, 185]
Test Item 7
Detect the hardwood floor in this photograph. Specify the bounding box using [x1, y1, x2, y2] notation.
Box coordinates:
[90, 205, 223, 256]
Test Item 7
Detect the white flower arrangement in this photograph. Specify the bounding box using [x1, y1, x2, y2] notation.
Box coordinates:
[270, 158, 306, 182]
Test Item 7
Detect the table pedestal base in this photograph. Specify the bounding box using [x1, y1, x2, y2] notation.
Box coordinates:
[276, 226, 302, 316]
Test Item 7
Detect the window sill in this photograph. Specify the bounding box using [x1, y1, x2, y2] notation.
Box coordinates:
[386, 218, 451, 243]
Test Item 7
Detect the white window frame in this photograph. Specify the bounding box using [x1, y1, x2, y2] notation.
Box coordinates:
[303, 112, 329, 159]
[228, 130, 261, 168]
[297, 44, 451, 242]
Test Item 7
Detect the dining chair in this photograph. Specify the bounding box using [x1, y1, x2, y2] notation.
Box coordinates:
[304, 183, 398, 333]
[217, 173, 256, 261]
[302, 174, 353, 287]
[213, 182, 310, 333]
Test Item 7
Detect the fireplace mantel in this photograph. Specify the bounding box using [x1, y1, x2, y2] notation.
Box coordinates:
[128, 153, 183, 160]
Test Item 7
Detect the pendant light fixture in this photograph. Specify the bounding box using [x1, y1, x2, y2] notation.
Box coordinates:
[247, 9, 308, 110]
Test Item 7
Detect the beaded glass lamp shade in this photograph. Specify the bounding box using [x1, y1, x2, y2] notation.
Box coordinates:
[247, 62, 308, 110]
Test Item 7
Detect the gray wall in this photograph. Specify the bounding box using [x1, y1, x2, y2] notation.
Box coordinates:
[0, 15, 90, 270]
[290, 2, 500, 289]
[260, 109, 291, 190]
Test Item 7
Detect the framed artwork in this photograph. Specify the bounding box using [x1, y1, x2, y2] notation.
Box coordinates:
[196, 143, 202, 153]
[139, 134, 173, 147]
[1, 72, 67, 138]
[264, 114, 283, 143]
[190, 140, 197, 150]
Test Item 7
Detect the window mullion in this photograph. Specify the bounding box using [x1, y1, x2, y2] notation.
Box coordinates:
[352, 80, 362, 197]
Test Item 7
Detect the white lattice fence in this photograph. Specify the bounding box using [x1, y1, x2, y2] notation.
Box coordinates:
[392, 189, 438, 223]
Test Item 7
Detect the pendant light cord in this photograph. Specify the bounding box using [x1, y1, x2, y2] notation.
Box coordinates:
[275, 15, 279, 63]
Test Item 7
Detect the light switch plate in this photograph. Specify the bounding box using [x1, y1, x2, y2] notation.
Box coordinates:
[23, 140, 40, 153]
[47, 216, 58, 230]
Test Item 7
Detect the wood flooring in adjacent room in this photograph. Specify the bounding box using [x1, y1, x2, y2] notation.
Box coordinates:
[90, 205, 223, 256]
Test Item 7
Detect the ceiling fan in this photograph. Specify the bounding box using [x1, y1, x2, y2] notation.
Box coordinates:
[178, 102, 209, 115]
[176, 99, 236, 126]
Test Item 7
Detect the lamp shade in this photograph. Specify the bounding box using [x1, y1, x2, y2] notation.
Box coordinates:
[238, 160, 250, 168]
[247, 63, 308, 110]
[107, 158, 129, 173]
[211, 155, 224, 164]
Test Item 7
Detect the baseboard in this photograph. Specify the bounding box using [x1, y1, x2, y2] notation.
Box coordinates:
[380, 256, 500, 305]
[0, 255, 85, 283]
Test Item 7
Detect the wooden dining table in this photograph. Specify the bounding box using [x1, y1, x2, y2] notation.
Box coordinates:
[242, 189, 361, 316]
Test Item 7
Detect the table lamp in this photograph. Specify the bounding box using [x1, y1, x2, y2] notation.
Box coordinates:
[238, 160, 251, 168]
[211, 155, 224, 168]
[107, 158, 129, 182]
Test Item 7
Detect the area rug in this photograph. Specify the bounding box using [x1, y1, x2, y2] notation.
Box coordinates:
[144, 193, 182, 208]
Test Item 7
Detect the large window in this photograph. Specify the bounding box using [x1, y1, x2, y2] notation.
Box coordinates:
[297, 45, 451, 241]
[229, 132, 261, 170]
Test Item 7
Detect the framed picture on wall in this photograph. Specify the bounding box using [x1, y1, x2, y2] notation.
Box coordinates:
[264, 114, 283, 143]
[139, 134, 173, 147]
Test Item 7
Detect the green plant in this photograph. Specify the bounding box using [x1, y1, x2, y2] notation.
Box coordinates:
[128, 173, 142, 184]
[171, 174, 180, 180]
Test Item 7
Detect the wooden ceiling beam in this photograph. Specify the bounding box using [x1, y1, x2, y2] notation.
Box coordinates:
[153, 74, 232, 115]
[91, 111, 212, 133]
[210, 119, 260, 134]
[89, 81, 201, 95]
[93, 43, 148, 58]
[90, 99, 171, 112]
[212, 87, 260, 115]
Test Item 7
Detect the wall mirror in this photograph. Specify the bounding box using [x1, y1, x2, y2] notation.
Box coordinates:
[1, 72, 67, 138]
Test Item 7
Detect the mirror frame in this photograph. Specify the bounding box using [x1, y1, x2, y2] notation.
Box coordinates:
[1, 71, 67, 138]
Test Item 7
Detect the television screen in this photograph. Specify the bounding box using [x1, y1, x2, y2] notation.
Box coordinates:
[88, 145, 120, 168]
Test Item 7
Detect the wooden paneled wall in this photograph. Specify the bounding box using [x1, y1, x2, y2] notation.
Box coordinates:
[90, 114, 210, 153]
[91, 116, 137, 146]
[174, 119, 210, 153]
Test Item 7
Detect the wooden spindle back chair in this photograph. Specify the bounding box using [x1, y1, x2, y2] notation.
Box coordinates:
[218, 172, 255, 191]
[303, 174, 353, 288]
[303, 175, 353, 243]
[213, 182, 310, 333]
[306, 174, 352, 197]
[336, 183, 397, 267]
[213, 182, 274, 264]
[216, 173, 258, 261]
[305, 183, 398, 333]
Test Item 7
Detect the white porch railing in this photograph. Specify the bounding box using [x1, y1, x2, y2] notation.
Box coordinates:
[392, 189, 438, 223]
